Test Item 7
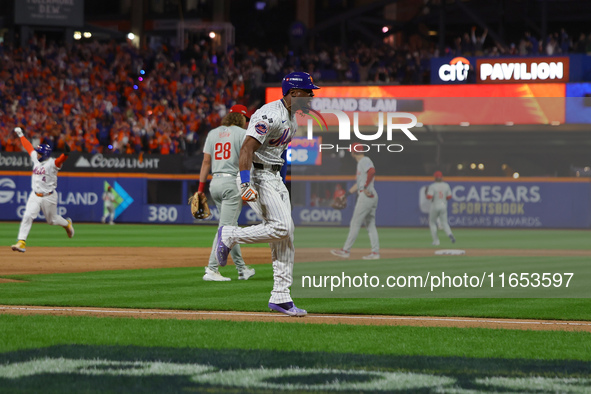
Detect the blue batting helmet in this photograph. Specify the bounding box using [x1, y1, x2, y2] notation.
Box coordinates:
[281, 72, 320, 96]
[35, 144, 52, 161]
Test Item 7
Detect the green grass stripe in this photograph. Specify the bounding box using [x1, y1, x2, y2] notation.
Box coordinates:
[1, 314, 591, 360]
[2, 223, 590, 249]
[293, 255, 591, 298]
[1, 266, 591, 320]
[297, 227, 591, 250]
[0, 222, 263, 248]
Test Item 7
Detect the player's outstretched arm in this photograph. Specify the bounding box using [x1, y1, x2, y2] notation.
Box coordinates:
[55, 143, 70, 168]
[14, 127, 34, 155]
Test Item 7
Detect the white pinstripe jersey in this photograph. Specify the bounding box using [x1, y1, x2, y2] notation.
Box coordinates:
[30, 151, 60, 194]
[246, 100, 297, 166]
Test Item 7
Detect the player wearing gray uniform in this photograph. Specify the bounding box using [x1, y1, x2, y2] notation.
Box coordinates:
[331, 143, 380, 260]
[426, 171, 456, 246]
[214, 72, 320, 317]
[11, 127, 74, 253]
[199, 105, 255, 281]
[101, 186, 116, 225]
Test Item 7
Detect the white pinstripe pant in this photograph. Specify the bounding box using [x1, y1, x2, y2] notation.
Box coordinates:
[221, 169, 294, 304]
[18, 192, 69, 241]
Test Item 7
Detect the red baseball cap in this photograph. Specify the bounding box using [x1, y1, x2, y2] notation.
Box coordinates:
[229, 104, 250, 120]
[434, 171, 443, 178]
[350, 143, 364, 153]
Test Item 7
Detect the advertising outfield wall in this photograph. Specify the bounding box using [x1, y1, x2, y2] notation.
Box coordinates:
[292, 178, 591, 229]
[1, 173, 589, 228]
[0, 174, 261, 226]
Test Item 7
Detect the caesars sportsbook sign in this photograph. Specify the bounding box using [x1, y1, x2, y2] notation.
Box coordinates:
[432, 56, 569, 84]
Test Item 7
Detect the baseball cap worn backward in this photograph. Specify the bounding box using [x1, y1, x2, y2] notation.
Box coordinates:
[229, 104, 250, 120]
[434, 171, 443, 178]
[282, 72, 320, 96]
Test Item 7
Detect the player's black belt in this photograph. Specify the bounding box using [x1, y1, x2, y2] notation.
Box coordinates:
[253, 162, 281, 171]
[35, 191, 53, 197]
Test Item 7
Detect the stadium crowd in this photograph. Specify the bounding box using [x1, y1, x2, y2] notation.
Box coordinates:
[0, 28, 588, 155]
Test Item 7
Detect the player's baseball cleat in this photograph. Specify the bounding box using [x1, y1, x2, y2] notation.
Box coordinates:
[268, 302, 307, 317]
[214, 226, 230, 267]
[203, 267, 231, 281]
[449, 234, 456, 243]
[64, 218, 75, 238]
[11, 240, 26, 253]
[362, 252, 380, 260]
[432, 240, 440, 246]
[330, 249, 350, 258]
[238, 266, 256, 280]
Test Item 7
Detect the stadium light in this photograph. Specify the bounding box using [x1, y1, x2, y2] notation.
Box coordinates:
[513, 172, 520, 179]
[83, 32, 91, 38]
[478, 163, 484, 170]
[457, 164, 463, 170]
[127, 32, 135, 40]
[73, 31, 82, 40]
[209, 31, 216, 39]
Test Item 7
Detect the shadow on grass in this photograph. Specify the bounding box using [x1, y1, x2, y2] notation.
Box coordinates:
[0, 345, 590, 393]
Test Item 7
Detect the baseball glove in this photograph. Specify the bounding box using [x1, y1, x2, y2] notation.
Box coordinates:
[331, 195, 347, 210]
[188, 191, 211, 219]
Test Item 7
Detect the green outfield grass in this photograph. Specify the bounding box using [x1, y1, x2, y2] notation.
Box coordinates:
[1, 222, 590, 249]
[2, 223, 591, 392]
[1, 265, 590, 320]
[2, 223, 591, 319]
[1, 315, 590, 394]
[1, 314, 590, 360]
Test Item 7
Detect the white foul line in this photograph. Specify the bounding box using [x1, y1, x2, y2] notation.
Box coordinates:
[1, 305, 590, 329]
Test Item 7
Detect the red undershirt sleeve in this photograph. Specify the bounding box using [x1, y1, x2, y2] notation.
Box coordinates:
[19, 136, 34, 155]
[55, 154, 67, 168]
[365, 167, 376, 188]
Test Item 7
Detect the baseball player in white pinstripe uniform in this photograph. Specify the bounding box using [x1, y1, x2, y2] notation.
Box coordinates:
[214, 72, 319, 317]
[11, 127, 74, 253]
[426, 171, 456, 246]
[331, 143, 380, 260]
[199, 105, 256, 281]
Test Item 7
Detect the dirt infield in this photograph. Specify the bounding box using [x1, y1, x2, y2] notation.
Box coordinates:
[2, 247, 591, 332]
[1, 305, 591, 332]
[3, 246, 591, 276]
